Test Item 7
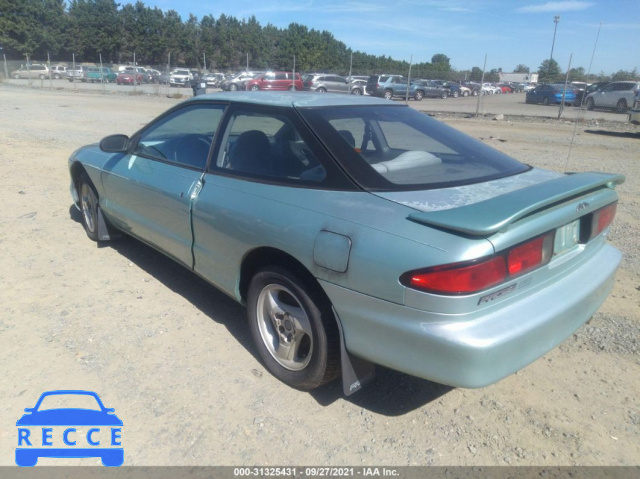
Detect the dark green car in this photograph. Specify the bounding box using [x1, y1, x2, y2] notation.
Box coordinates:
[84, 67, 117, 83]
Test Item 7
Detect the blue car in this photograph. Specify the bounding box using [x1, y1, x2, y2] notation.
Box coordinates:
[69, 92, 622, 395]
[526, 83, 577, 105]
[16, 390, 123, 467]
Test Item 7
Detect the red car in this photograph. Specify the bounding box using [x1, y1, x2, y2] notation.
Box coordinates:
[116, 72, 143, 85]
[245, 72, 303, 91]
[497, 83, 514, 93]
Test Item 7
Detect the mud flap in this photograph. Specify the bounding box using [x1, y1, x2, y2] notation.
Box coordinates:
[333, 307, 375, 396]
[96, 205, 120, 241]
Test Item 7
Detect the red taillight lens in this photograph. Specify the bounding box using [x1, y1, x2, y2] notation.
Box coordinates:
[591, 203, 617, 238]
[507, 232, 553, 276]
[402, 232, 555, 295]
[402, 256, 507, 295]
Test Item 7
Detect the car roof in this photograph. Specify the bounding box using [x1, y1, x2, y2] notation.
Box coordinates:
[186, 91, 394, 108]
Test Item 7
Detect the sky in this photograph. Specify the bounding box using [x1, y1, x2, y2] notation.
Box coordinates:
[144, 0, 639, 74]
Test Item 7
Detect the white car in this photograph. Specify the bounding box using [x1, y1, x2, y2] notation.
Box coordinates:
[170, 69, 193, 87]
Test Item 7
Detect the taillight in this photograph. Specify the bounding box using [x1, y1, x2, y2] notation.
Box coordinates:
[401, 232, 554, 295]
[590, 203, 617, 239]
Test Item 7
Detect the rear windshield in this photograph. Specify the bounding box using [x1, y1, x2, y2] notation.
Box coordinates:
[299, 105, 529, 191]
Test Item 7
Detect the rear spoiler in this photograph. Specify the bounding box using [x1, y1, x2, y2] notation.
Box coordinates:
[408, 172, 625, 236]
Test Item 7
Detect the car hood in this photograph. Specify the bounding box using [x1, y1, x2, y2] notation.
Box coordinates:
[16, 409, 123, 426]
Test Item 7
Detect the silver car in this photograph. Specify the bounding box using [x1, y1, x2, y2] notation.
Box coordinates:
[303, 74, 351, 94]
[586, 81, 640, 113]
[11, 64, 50, 80]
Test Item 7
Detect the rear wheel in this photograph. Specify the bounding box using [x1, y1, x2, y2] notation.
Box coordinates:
[251, 85, 260, 91]
[452, 90, 459, 98]
[615, 99, 628, 113]
[247, 267, 340, 390]
[384, 89, 393, 100]
[13, 74, 21, 79]
[414, 90, 424, 101]
[462, 90, 469, 97]
[317, 87, 327, 93]
[229, 83, 238, 91]
[441, 90, 448, 99]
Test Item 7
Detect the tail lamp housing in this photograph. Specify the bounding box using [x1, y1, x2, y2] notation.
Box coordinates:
[400, 232, 555, 296]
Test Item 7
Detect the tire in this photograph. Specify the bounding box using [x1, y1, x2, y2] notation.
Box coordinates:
[384, 89, 393, 100]
[251, 85, 260, 91]
[543, 96, 550, 106]
[13, 74, 21, 79]
[615, 99, 628, 113]
[586, 98, 595, 110]
[440, 90, 448, 99]
[229, 83, 238, 91]
[288, 85, 297, 91]
[452, 90, 459, 98]
[39, 74, 46, 80]
[78, 174, 100, 242]
[351, 88, 362, 96]
[462, 90, 469, 97]
[414, 90, 424, 101]
[247, 266, 340, 390]
[54, 73, 61, 79]
[472, 89, 478, 96]
[317, 87, 327, 93]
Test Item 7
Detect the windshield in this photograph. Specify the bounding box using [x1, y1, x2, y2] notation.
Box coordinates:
[299, 105, 529, 191]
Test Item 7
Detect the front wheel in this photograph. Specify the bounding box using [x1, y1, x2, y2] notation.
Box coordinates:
[586, 98, 595, 110]
[441, 90, 448, 99]
[288, 85, 297, 91]
[78, 174, 100, 241]
[317, 87, 327, 93]
[414, 90, 424, 101]
[351, 88, 362, 95]
[247, 267, 340, 390]
[384, 89, 393, 100]
[251, 85, 260, 91]
[229, 84, 238, 91]
[452, 90, 459, 98]
[462, 90, 469, 97]
[13, 74, 21, 79]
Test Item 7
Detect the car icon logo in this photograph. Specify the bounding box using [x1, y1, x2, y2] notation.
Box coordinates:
[16, 390, 123, 467]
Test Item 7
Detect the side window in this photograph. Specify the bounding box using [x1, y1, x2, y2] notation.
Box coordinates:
[133, 103, 226, 170]
[216, 109, 326, 183]
[275, 73, 287, 80]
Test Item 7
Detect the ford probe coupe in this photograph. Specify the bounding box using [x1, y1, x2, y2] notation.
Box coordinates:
[68, 92, 624, 395]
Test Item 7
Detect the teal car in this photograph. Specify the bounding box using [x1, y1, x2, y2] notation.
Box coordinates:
[68, 92, 623, 395]
[85, 67, 117, 83]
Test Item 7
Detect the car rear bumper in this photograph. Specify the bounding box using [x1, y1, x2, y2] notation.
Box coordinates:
[320, 243, 621, 388]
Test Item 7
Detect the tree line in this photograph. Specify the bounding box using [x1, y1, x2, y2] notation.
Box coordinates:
[1, 0, 637, 82]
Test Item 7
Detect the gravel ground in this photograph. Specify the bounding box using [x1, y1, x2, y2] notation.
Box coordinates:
[0, 83, 638, 468]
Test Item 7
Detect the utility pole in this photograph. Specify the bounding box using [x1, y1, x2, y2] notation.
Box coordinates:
[547, 15, 560, 81]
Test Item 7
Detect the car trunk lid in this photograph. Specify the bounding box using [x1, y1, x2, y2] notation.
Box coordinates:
[375, 171, 624, 236]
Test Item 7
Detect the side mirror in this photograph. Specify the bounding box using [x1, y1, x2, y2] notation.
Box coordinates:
[100, 134, 130, 153]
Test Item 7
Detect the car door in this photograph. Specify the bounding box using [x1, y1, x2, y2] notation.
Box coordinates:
[100, 102, 227, 267]
[191, 104, 352, 297]
[596, 83, 616, 108]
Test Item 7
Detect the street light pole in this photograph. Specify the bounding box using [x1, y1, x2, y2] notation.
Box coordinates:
[547, 15, 560, 81]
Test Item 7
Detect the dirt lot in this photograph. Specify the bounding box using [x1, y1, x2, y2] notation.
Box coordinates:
[0, 84, 638, 467]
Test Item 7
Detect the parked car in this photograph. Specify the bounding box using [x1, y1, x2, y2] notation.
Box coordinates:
[461, 81, 482, 96]
[575, 81, 609, 105]
[496, 83, 514, 93]
[50, 65, 68, 79]
[11, 64, 50, 80]
[586, 81, 640, 113]
[146, 69, 162, 83]
[169, 69, 193, 87]
[84, 67, 117, 83]
[124, 66, 149, 83]
[440, 81, 466, 97]
[66, 66, 90, 82]
[246, 71, 303, 91]
[303, 74, 351, 94]
[68, 92, 623, 394]
[367, 75, 439, 100]
[525, 84, 576, 105]
[202, 73, 225, 87]
[414, 80, 450, 99]
[220, 71, 261, 91]
[116, 71, 143, 85]
[349, 79, 368, 96]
